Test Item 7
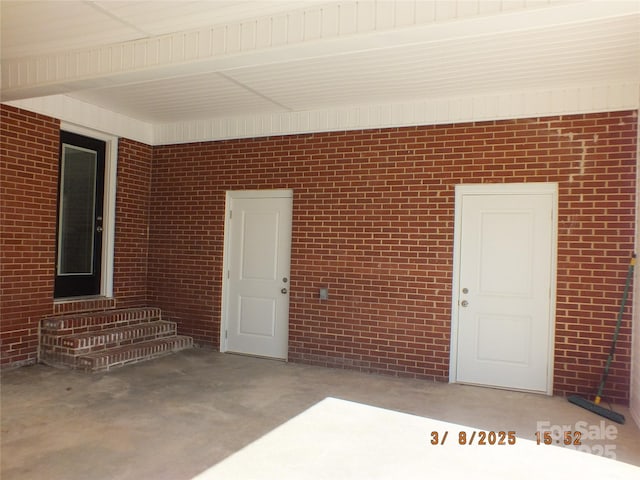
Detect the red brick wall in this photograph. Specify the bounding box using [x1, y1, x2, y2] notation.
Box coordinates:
[150, 111, 637, 404]
[147, 142, 220, 342]
[0, 107, 153, 367]
[113, 139, 153, 306]
[1, 104, 637, 403]
[1, 105, 59, 367]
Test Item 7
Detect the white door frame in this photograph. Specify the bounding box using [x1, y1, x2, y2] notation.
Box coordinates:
[448, 182, 558, 395]
[59, 122, 118, 298]
[220, 189, 293, 354]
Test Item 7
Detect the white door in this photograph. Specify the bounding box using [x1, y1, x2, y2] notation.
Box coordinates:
[451, 184, 557, 393]
[223, 190, 292, 359]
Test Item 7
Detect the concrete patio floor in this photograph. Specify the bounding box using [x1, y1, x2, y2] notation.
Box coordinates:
[2, 347, 640, 480]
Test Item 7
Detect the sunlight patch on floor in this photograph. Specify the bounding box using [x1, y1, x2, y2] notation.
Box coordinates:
[194, 397, 640, 480]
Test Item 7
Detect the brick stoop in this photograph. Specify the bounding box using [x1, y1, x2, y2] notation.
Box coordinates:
[40, 307, 193, 372]
[77, 336, 193, 372]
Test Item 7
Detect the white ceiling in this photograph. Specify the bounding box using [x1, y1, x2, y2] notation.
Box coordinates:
[1, 1, 639, 129]
[1, 1, 313, 58]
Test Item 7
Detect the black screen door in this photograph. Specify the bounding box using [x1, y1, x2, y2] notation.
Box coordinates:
[54, 131, 106, 298]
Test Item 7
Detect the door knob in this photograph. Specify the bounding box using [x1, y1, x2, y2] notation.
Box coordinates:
[96, 226, 103, 232]
[281, 288, 288, 294]
[460, 300, 469, 307]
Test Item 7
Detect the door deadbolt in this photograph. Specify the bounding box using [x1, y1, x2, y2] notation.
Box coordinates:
[462, 287, 469, 294]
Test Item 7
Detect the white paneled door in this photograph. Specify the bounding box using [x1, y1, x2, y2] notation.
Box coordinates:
[223, 190, 292, 359]
[452, 184, 557, 394]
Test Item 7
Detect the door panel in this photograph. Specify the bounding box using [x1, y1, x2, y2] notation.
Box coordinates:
[476, 314, 531, 364]
[241, 210, 280, 280]
[478, 210, 533, 296]
[55, 131, 105, 298]
[455, 190, 555, 393]
[239, 296, 276, 336]
[225, 193, 292, 359]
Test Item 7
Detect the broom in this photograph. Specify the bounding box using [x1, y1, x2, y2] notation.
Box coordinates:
[567, 253, 635, 425]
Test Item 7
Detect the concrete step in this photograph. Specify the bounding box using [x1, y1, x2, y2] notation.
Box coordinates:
[41, 307, 162, 335]
[76, 336, 194, 372]
[41, 320, 178, 355]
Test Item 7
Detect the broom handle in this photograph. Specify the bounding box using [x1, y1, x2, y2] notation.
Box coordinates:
[594, 253, 636, 405]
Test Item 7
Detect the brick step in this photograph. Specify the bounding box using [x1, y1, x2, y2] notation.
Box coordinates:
[39, 306, 194, 372]
[76, 336, 193, 372]
[41, 320, 177, 354]
[41, 307, 161, 334]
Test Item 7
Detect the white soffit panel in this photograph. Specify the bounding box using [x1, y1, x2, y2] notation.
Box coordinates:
[69, 71, 291, 123]
[224, 17, 639, 112]
[2, 0, 639, 144]
[4, 94, 154, 145]
[0, 1, 317, 58]
[151, 83, 640, 145]
[1, 1, 143, 58]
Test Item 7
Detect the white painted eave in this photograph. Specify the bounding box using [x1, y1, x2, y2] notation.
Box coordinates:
[152, 83, 640, 145]
[4, 95, 154, 145]
[2, 0, 639, 145]
[6, 82, 638, 147]
[3, 1, 638, 103]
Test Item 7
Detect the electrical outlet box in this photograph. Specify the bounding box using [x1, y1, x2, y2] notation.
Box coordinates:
[319, 287, 329, 300]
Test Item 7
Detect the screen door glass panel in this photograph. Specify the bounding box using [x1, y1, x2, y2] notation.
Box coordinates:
[57, 144, 97, 275]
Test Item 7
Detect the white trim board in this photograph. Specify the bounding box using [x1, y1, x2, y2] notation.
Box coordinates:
[5, 96, 153, 145]
[152, 84, 640, 145]
[630, 83, 640, 428]
[4, 83, 639, 146]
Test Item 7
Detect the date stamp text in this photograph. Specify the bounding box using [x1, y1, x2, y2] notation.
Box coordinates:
[430, 430, 517, 445]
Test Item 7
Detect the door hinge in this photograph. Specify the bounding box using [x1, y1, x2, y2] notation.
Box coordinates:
[227, 270, 230, 279]
[229, 210, 232, 219]
[225, 330, 228, 339]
